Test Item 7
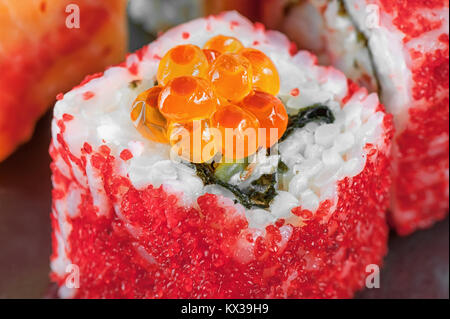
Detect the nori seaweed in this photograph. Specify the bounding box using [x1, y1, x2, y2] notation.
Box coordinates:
[277, 160, 289, 174]
[337, 0, 382, 96]
[337, 0, 347, 16]
[194, 162, 280, 209]
[194, 163, 268, 209]
[245, 174, 278, 208]
[280, 104, 335, 141]
[129, 80, 142, 89]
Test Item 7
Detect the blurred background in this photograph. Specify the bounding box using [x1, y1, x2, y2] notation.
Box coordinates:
[0, 0, 448, 299]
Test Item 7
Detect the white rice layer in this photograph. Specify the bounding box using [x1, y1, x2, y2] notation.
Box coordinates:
[52, 11, 387, 230]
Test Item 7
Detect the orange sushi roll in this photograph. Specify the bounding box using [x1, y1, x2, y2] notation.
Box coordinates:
[0, 0, 127, 161]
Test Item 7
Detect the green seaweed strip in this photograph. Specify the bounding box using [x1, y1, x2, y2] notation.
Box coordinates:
[337, 0, 347, 16]
[280, 104, 335, 141]
[129, 80, 142, 89]
[277, 160, 289, 174]
[337, 0, 382, 96]
[194, 163, 254, 208]
[245, 174, 278, 208]
[194, 162, 279, 209]
[214, 161, 249, 183]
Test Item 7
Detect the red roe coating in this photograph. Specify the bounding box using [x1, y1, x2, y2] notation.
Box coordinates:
[379, 0, 446, 40]
[391, 39, 449, 234]
[384, 2, 449, 234]
[158, 76, 217, 122]
[240, 48, 281, 95]
[290, 88, 300, 97]
[211, 104, 260, 160]
[131, 86, 168, 143]
[391, 95, 449, 234]
[203, 35, 244, 54]
[49, 115, 392, 298]
[209, 53, 253, 102]
[157, 44, 209, 85]
[239, 91, 288, 148]
[120, 149, 133, 161]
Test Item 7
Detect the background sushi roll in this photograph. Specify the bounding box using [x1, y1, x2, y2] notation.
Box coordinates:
[50, 12, 393, 298]
[262, 0, 450, 235]
[0, 0, 127, 162]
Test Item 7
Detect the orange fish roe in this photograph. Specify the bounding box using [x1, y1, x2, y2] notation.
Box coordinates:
[209, 53, 253, 102]
[130, 86, 168, 143]
[216, 95, 230, 106]
[203, 35, 244, 54]
[157, 44, 209, 85]
[203, 49, 221, 65]
[168, 119, 217, 163]
[158, 76, 217, 122]
[211, 104, 260, 160]
[131, 35, 290, 162]
[240, 91, 288, 148]
[240, 48, 280, 95]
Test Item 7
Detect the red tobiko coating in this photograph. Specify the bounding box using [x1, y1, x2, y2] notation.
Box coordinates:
[120, 149, 133, 161]
[83, 91, 95, 100]
[391, 95, 449, 235]
[62, 114, 74, 121]
[387, 5, 449, 234]
[379, 0, 446, 40]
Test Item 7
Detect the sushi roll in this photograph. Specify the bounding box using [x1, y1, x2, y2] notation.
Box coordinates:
[261, 0, 450, 235]
[50, 12, 393, 298]
[0, 0, 127, 161]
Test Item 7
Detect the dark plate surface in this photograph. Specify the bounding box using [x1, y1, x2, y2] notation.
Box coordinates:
[0, 18, 448, 299]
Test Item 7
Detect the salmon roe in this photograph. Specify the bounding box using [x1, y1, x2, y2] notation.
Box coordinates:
[130, 86, 168, 143]
[203, 49, 221, 65]
[240, 48, 280, 95]
[131, 35, 288, 162]
[158, 76, 217, 122]
[209, 53, 253, 102]
[211, 104, 260, 160]
[168, 119, 217, 163]
[204, 35, 244, 54]
[157, 44, 209, 85]
[240, 91, 288, 148]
